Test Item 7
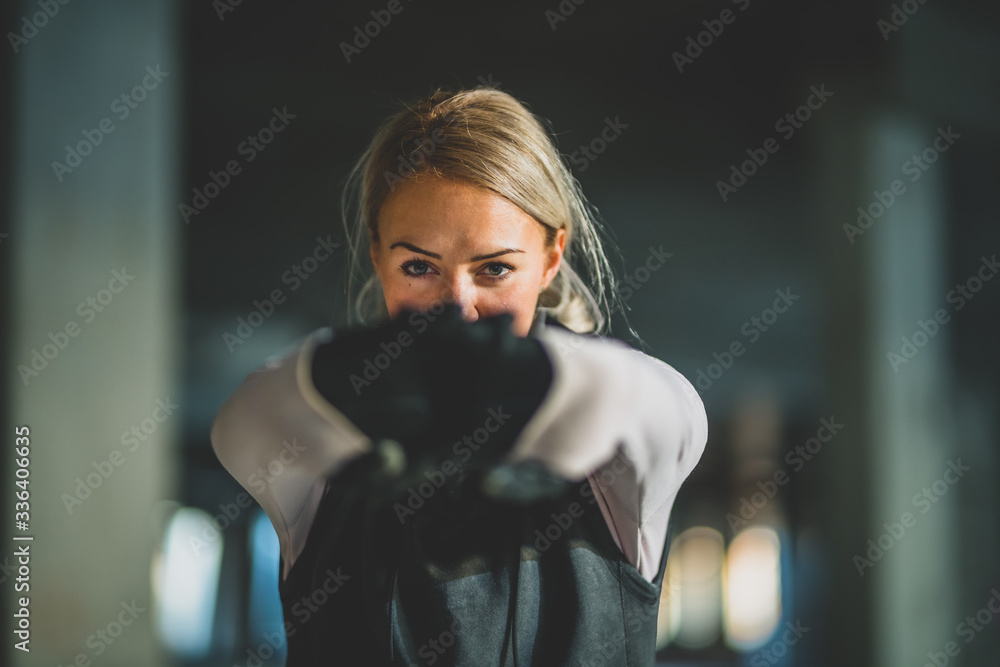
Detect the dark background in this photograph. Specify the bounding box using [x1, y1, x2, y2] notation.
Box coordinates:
[3, 0, 999, 665]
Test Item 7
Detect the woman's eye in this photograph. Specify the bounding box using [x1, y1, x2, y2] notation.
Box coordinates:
[400, 259, 514, 280]
[483, 262, 515, 280]
[401, 260, 432, 277]
[486, 262, 517, 281]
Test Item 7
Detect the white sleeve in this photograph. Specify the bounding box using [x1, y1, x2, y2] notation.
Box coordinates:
[209, 328, 373, 582]
[505, 326, 709, 583]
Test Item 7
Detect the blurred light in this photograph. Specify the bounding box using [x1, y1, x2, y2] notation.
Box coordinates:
[724, 526, 782, 651]
[248, 508, 287, 657]
[153, 506, 223, 658]
[670, 526, 725, 649]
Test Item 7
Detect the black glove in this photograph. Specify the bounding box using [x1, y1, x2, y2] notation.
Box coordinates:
[311, 304, 565, 502]
[422, 307, 552, 468]
[409, 305, 571, 504]
[309, 306, 438, 468]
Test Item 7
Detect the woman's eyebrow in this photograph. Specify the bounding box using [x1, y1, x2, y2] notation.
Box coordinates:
[389, 241, 525, 262]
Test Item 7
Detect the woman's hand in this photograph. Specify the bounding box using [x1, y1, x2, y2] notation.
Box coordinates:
[415, 305, 570, 503]
[311, 303, 563, 502]
[419, 305, 553, 466]
[310, 306, 440, 455]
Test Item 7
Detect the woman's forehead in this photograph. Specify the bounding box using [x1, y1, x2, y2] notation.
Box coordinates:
[378, 178, 543, 250]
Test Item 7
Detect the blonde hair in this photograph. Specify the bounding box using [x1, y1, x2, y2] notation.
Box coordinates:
[338, 85, 631, 337]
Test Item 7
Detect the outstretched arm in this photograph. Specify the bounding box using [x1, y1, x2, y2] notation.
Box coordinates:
[504, 326, 709, 582]
[210, 329, 373, 581]
[211, 321, 709, 584]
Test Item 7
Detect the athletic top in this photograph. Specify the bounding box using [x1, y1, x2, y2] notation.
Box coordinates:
[210, 308, 708, 665]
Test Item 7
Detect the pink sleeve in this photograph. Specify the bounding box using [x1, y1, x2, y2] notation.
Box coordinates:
[210, 329, 373, 582]
[504, 326, 709, 583]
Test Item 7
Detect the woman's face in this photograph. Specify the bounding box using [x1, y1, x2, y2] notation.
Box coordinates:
[370, 175, 566, 337]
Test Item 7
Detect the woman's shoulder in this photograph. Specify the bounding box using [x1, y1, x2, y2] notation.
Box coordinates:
[532, 310, 640, 367]
[532, 310, 705, 439]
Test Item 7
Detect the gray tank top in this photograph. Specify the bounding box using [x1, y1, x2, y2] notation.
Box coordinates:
[276, 462, 670, 666]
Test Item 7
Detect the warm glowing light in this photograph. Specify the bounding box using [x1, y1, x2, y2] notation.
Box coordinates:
[669, 526, 726, 649]
[724, 526, 782, 650]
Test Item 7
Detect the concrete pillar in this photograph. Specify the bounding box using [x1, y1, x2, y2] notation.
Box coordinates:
[5, 0, 180, 664]
[820, 102, 958, 666]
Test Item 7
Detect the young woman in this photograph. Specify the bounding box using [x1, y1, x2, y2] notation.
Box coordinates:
[211, 87, 708, 666]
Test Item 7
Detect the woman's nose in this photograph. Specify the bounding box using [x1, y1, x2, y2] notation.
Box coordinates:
[459, 304, 479, 322]
[449, 294, 478, 323]
[439, 281, 478, 323]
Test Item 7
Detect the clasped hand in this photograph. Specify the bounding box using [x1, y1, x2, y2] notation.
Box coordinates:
[311, 304, 567, 503]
